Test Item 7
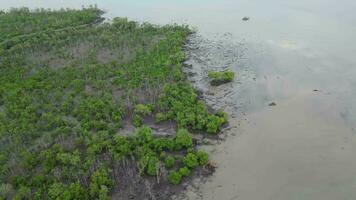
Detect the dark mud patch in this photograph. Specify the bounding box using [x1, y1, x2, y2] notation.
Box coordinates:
[118, 116, 176, 137]
[183, 33, 249, 117]
[110, 157, 172, 200]
[268, 102, 277, 106]
[242, 17, 250, 21]
[112, 162, 215, 200]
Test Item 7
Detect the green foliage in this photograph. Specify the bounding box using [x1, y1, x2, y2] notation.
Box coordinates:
[159, 84, 225, 133]
[168, 171, 182, 185]
[0, 6, 102, 43]
[152, 138, 175, 152]
[187, 147, 194, 154]
[138, 154, 158, 176]
[164, 156, 175, 169]
[56, 150, 81, 166]
[111, 135, 131, 160]
[89, 168, 113, 199]
[159, 151, 166, 159]
[155, 112, 166, 123]
[98, 185, 111, 200]
[146, 156, 159, 176]
[174, 129, 193, 150]
[48, 182, 87, 200]
[216, 109, 228, 124]
[0, 183, 13, 200]
[112, 17, 138, 31]
[133, 114, 143, 127]
[178, 167, 190, 177]
[136, 126, 154, 143]
[208, 70, 235, 85]
[183, 153, 199, 169]
[13, 186, 30, 200]
[134, 104, 152, 116]
[196, 151, 209, 166]
[206, 115, 225, 134]
[0, 6, 223, 198]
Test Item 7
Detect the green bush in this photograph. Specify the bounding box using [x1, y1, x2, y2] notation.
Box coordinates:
[146, 156, 159, 176]
[208, 70, 235, 86]
[178, 167, 190, 177]
[13, 186, 31, 200]
[111, 135, 131, 160]
[155, 112, 166, 123]
[206, 115, 225, 134]
[159, 83, 226, 133]
[0, 183, 13, 200]
[164, 156, 175, 169]
[187, 148, 194, 154]
[48, 182, 87, 200]
[183, 153, 198, 169]
[134, 104, 152, 116]
[216, 109, 228, 124]
[133, 114, 143, 127]
[152, 138, 175, 152]
[159, 151, 166, 159]
[136, 126, 154, 143]
[89, 168, 113, 199]
[174, 129, 193, 150]
[196, 151, 209, 166]
[98, 185, 110, 200]
[168, 171, 182, 185]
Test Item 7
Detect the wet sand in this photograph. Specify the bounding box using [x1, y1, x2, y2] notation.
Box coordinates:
[178, 30, 356, 199]
[181, 91, 356, 200]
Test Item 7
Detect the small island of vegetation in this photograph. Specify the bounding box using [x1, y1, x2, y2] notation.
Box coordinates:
[208, 70, 235, 86]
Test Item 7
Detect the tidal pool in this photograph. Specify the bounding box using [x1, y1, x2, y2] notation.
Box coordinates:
[2, 1, 356, 199]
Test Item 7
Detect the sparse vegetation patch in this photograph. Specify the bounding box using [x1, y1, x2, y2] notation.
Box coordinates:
[208, 70, 235, 86]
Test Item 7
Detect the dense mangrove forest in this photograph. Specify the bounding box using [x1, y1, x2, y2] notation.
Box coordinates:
[0, 7, 227, 199]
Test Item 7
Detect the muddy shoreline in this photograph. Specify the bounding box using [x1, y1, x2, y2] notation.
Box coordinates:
[175, 29, 356, 200]
[168, 33, 244, 200]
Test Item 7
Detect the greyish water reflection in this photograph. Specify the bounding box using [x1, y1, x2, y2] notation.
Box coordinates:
[1, 1, 356, 199]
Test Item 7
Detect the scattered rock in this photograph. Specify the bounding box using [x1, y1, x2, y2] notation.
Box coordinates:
[269, 102, 277, 106]
[202, 138, 211, 145]
[218, 134, 226, 140]
[196, 89, 204, 96]
[185, 64, 193, 68]
[242, 17, 250, 21]
[192, 134, 204, 144]
[313, 89, 319, 92]
[202, 138, 217, 145]
[203, 161, 217, 174]
[205, 91, 215, 96]
[187, 71, 197, 76]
